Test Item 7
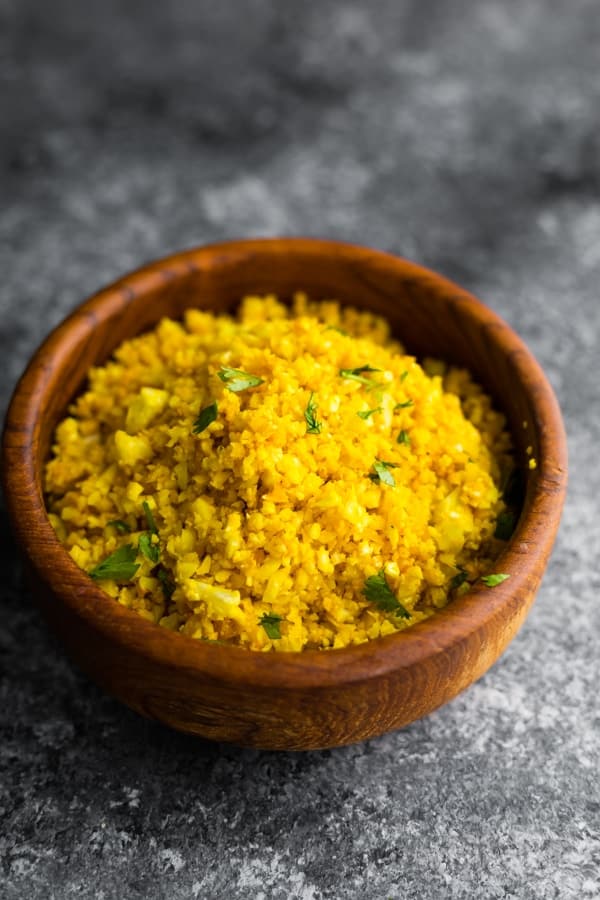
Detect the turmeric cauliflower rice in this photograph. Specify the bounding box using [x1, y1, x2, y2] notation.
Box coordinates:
[44, 294, 513, 651]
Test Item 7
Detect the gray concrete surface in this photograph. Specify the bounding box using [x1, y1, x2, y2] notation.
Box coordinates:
[1, 1, 598, 897]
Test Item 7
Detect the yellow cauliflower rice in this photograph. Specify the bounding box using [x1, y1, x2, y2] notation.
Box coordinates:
[44, 294, 513, 652]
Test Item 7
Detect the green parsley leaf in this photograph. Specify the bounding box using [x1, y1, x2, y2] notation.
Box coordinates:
[138, 532, 160, 564]
[89, 544, 140, 582]
[138, 502, 160, 563]
[339, 365, 382, 388]
[325, 325, 348, 336]
[357, 407, 383, 420]
[362, 570, 411, 619]
[374, 467, 395, 487]
[369, 459, 399, 487]
[193, 401, 218, 434]
[106, 519, 131, 534]
[400, 371, 409, 382]
[154, 563, 176, 600]
[494, 510, 517, 541]
[218, 365, 264, 392]
[394, 399, 413, 410]
[259, 612, 284, 639]
[481, 573, 510, 587]
[142, 500, 158, 535]
[304, 391, 322, 434]
[450, 569, 469, 590]
[397, 429, 411, 446]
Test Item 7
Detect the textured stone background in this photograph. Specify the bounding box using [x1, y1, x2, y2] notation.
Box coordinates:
[1, 1, 599, 898]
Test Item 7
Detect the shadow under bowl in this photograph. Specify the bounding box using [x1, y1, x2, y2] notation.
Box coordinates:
[2, 238, 567, 750]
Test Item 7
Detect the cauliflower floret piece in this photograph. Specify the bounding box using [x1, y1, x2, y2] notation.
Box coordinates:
[182, 579, 245, 624]
[114, 430, 152, 466]
[125, 387, 169, 433]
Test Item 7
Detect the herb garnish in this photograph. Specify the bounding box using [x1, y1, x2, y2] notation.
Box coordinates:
[481, 573, 510, 587]
[357, 407, 383, 420]
[142, 501, 158, 535]
[362, 570, 411, 619]
[494, 510, 516, 541]
[218, 366, 264, 392]
[450, 569, 469, 590]
[89, 544, 140, 582]
[369, 459, 399, 487]
[154, 564, 176, 600]
[394, 399, 413, 410]
[339, 365, 382, 388]
[106, 519, 131, 534]
[139, 501, 160, 562]
[138, 532, 160, 564]
[397, 429, 411, 446]
[259, 612, 284, 639]
[193, 401, 218, 434]
[304, 392, 322, 434]
[325, 325, 348, 336]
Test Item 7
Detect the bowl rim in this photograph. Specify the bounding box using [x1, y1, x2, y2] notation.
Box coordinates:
[2, 237, 568, 690]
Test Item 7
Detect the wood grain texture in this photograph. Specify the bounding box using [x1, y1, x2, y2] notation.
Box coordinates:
[1, 238, 568, 750]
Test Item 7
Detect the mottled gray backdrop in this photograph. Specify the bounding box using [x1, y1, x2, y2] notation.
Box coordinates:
[1, 1, 598, 898]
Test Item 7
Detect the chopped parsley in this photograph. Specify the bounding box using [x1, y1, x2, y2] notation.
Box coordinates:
[139, 501, 160, 562]
[481, 573, 510, 587]
[142, 501, 158, 535]
[450, 569, 469, 590]
[89, 544, 140, 582]
[339, 365, 382, 389]
[397, 429, 411, 446]
[362, 570, 411, 619]
[138, 532, 160, 564]
[259, 612, 284, 639]
[304, 392, 322, 434]
[193, 401, 218, 434]
[218, 365, 264, 392]
[400, 371, 409, 382]
[357, 406, 383, 420]
[494, 510, 517, 541]
[394, 399, 413, 410]
[106, 519, 131, 534]
[369, 459, 399, 487]
[325, 325, 348, 336]
[154, 564, 175, 600]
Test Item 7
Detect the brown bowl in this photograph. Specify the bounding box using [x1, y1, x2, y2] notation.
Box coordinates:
[2, 238, 567, 750]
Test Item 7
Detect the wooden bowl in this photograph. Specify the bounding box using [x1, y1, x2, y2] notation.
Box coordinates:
[2, 238, 567, 750]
